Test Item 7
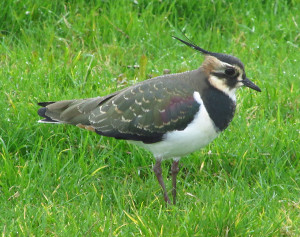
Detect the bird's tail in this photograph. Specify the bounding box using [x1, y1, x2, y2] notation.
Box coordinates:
[37, 97, 107, 125]
[38, 101, 61, 123]
[38, 100, 88, 124]
[37, 88, 121, 127]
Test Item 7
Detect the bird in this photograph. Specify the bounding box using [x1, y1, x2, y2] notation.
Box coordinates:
[37, 36, 261, 205]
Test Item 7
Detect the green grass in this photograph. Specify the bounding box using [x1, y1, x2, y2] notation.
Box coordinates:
[0, 0, 299, 236]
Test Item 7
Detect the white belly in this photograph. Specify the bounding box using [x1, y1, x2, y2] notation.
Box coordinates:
[132, 92, 219, 160]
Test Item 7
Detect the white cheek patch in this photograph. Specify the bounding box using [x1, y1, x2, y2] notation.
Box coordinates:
[236, 81, 244, 88]
[236, 72, 245, 88]
[209, 75, 228, 91]
[209, 75, 236, 101]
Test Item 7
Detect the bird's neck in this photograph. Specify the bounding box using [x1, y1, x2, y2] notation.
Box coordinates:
[201, 83, 236, 131]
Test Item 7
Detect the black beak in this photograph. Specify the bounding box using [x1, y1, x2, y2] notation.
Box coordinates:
[242, 78, 261, 92]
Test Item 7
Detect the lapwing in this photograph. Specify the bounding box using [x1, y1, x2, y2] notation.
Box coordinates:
[37, 36, 261, 205]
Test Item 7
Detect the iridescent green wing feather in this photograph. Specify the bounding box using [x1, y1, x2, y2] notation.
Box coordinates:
[89, 76, 200, 143]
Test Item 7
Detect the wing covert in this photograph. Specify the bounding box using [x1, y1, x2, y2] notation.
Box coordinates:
[89, 78, 201, 143]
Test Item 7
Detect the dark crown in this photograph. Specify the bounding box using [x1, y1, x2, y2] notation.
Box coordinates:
[173, 36, 244, 69]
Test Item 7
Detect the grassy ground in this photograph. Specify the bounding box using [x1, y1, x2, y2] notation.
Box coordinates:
[0, 0, 299, 236]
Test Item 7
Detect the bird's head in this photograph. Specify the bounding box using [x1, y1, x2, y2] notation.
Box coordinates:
[173, 36, 261, 95]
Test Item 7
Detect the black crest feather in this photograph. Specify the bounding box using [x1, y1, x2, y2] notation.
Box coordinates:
[173, 36, 244, 69]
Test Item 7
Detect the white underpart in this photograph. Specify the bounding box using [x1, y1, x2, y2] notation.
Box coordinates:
[131, 91, 219, 160]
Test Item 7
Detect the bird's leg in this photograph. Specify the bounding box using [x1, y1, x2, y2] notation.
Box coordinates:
[171, 160, 180, 205]
[153, 160, 171, 204]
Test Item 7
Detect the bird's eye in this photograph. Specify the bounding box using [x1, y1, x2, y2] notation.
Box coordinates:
[225, 68, 235, 76]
